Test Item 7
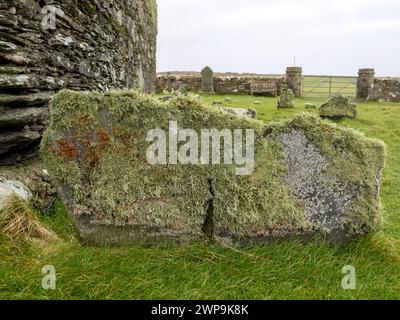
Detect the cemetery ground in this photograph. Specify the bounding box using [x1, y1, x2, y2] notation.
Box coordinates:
[1, 95, 400, 300]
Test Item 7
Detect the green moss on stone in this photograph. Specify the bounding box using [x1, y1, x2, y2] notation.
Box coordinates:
[41, 90, 386, 243]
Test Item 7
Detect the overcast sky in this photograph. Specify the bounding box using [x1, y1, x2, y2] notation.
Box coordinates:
[156, 0, 400, 76]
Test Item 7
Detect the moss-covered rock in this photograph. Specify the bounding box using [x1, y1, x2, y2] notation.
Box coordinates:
[319, 95, 358, 120]
[41, 90, 386, 245]
[277, 88, 295, 108]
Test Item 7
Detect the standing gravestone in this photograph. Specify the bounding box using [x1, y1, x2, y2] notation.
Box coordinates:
[201, 66, 214, 93]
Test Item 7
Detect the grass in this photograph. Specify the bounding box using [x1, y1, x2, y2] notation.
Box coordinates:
[1, 94, 400, 300]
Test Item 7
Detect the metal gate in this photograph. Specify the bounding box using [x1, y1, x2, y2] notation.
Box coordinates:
[302, 75, 357, 98]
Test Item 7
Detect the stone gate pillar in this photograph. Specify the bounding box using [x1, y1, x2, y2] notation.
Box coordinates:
[286, 67, 303, 97]
[357, 68, 375, 99]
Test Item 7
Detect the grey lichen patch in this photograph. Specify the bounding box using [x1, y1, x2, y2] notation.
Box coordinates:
[265, 114, 386, 237]
[41, 90, 386, 245]
[277, 130, 355, 229]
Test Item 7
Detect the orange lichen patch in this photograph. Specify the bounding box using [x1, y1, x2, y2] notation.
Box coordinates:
[121, 133, 133, 145]
[118, 129, 145, 146]
[56, 138, 77, 161]
[70, 129, 113, 169]
[97, 129, 111, 146]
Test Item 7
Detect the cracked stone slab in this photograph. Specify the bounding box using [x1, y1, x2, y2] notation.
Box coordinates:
[41, 91, 386, 245]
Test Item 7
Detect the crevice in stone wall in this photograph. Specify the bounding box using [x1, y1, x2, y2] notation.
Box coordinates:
[202, 178, 215, 243]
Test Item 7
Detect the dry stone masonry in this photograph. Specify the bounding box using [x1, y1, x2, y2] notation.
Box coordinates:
[156, 71, 286, 96]
[42, 90, 385, 245]
[0, 0, 157, 164]
[368, 78, 400, 102]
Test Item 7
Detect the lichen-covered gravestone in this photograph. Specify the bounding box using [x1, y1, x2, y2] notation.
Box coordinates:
[319, 95, 357, 120]
[277, 88, 295, 108]
[42, 90, 385, 245]
[201, 66, 214, 93]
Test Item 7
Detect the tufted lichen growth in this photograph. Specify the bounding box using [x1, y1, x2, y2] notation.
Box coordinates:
[41, 90, 385, 245]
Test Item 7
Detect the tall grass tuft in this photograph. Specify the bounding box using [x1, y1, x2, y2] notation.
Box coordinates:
[0, 194, 56, 244]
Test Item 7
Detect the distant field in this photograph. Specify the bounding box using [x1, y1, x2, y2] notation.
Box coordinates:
[302, 76, 357, 99]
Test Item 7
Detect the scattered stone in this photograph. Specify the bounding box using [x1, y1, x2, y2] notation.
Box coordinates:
[212, 101, 223, 107]
[0, 160, 57, 212]
[319, 95, 357, 120]
[225, 107, 257, 119]
[42, 90, 385, 245]
[277, 88, 295, 108]
[0, 177, 31, 210]
[305, 103, 317, 109]
[201, 66, 214, 93]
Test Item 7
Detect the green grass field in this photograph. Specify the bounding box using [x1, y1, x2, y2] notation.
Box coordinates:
[1, 94, 400, 300]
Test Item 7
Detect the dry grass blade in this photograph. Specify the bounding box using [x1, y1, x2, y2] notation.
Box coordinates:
[0, 194, 56, 243]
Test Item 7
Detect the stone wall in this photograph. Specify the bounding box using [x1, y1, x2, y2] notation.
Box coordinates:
[0, 0, 157, 164]
[368, 78, 400, 102]
[156, 72, 286, 95]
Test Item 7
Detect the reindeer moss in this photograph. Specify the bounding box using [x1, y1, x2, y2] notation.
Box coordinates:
[41, 90, 385, 243]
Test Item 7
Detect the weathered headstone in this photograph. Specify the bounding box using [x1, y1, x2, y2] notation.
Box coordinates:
[277, 88, 295, 108]
[42, 90, 385, 245]
[319, 95, 357, 120]
[201, 66, 214, 93]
